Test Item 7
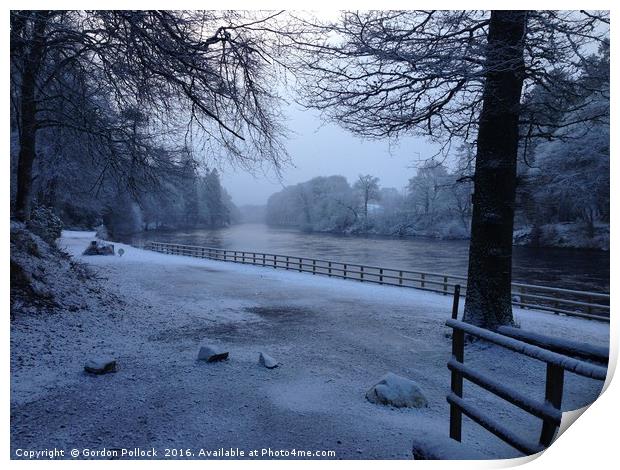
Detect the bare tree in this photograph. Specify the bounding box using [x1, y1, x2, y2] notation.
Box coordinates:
[353, 174, 380, 220]
[287, 10, 609, 328]
[11, 10, 288, 222]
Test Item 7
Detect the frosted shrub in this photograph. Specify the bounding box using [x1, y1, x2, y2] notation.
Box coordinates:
[27, 206, 63, 245]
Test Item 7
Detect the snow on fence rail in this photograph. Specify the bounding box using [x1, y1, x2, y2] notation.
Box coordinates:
[143, 241, 610, 322]
[445, 316, 608, 456]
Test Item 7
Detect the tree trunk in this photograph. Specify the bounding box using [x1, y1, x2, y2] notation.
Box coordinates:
[14, 12, 48, 222]
[463, 11, 527, 329]
[15, 68, 38, 221]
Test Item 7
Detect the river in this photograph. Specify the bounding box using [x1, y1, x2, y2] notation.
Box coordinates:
[125, 223, 609, 293]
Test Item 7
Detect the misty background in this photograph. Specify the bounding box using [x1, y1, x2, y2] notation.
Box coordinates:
[219, 100, 440, 206]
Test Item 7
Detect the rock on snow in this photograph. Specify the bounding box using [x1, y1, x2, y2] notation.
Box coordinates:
[366, 372, 428, 408]
[84, 358, 118, 375]
[197, 346, 229, 362]
[259, 352, 279, 369]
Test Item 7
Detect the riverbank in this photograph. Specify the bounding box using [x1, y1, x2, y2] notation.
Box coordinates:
[11, 231, 609, 459]
[513, 222, 609, 251]
[263, 221, 609, 251]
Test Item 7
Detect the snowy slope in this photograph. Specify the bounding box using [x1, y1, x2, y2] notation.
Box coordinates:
[10, 231, 609, 460]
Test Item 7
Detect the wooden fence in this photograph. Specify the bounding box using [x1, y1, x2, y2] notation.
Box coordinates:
[446, 313, 608, 455]
[144, 241, 610, 322]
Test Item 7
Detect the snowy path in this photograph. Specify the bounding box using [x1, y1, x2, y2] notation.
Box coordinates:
[10, 232, 609, 460]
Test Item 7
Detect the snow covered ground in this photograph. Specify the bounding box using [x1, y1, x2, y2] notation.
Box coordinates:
[10, 231, 610, 460]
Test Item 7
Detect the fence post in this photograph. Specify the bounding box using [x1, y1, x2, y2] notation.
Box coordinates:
[286, 256, 289, 270]
[312, 259, 316, 275]
[299, 258, 302, 272]
[444, 276, 448, 294]
[421, 273, 425, 288]
[262, 254, 266, 266]
[328, 262, 332, 277]
[379, 268, 383, 284]
[344, 264, 347, 278]
[399, 271, 403, 286]
[449, 326, 465, 442]
[451, 285, 461, 320]
[539, 364, 565, 447]
[360, 266, 364, 282]
[273, 255, 277, 269]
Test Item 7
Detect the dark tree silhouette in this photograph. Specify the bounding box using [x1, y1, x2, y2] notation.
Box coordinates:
[288, 10, 609, 328]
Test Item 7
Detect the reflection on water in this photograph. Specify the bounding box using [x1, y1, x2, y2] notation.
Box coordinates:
[125, 223, 609, 293]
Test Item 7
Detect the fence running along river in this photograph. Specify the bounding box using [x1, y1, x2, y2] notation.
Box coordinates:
[144, 241, 610, 322]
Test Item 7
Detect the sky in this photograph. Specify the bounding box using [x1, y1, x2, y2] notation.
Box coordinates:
[219, 102, 443, 206]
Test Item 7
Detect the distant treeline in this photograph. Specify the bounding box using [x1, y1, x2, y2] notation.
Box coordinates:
[265, 164, 473, 239]
[266, 126, 609, 248]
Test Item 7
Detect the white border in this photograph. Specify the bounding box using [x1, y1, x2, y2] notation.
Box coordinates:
[3, 2, 616, 468]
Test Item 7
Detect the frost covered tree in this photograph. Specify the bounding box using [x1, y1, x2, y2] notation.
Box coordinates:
[520, 42, 610, 239]
[266, 176, 358, 232]
[528, 107, 609, 237]
[353, 175, 380, 221]
[201, 169, 231, 228]
[371, 188, 411, 236]
[407, 162, 450, 227]
[289, 10, 609, 328]
[404, 161, 471, 238]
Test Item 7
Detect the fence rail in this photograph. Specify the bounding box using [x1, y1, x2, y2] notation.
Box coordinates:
[446, 315, 607, 455]
[144, 241, 610, 322]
